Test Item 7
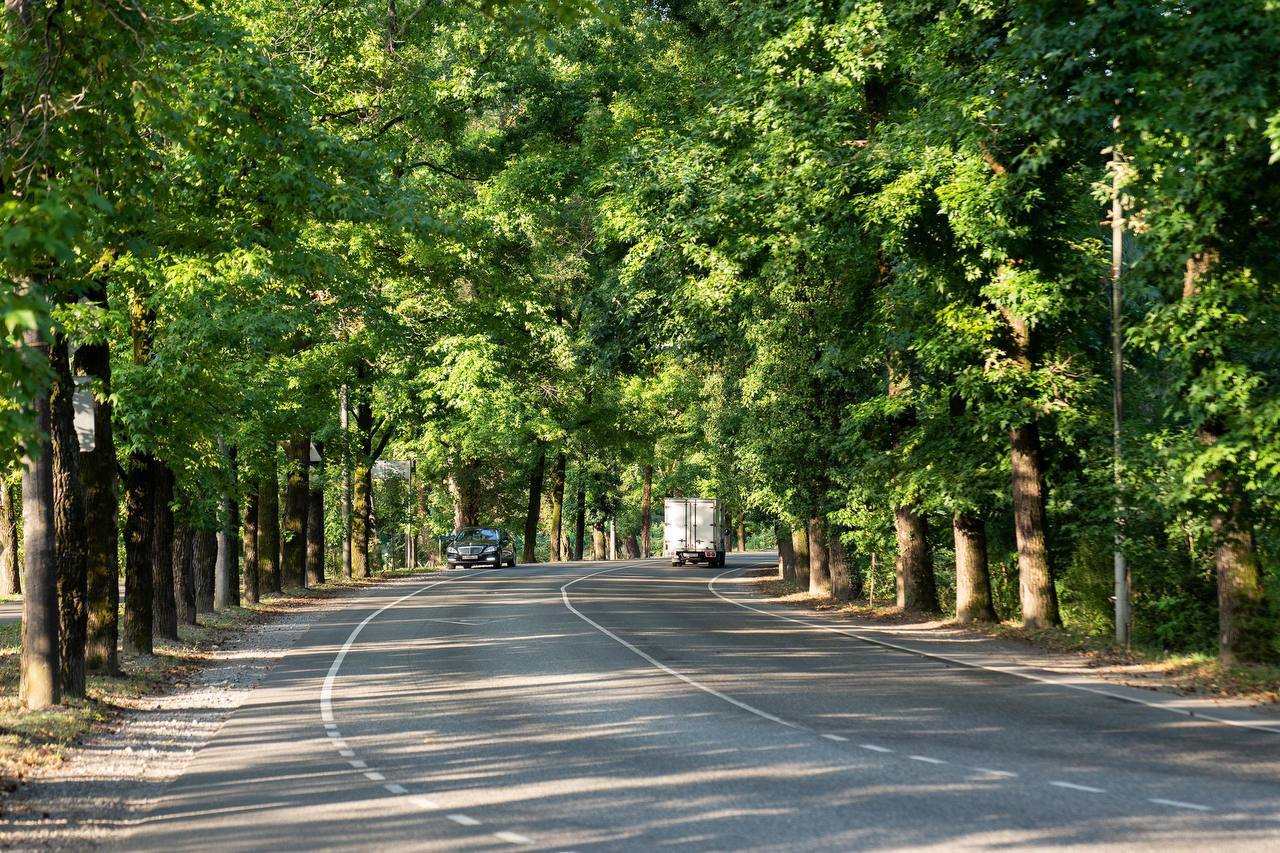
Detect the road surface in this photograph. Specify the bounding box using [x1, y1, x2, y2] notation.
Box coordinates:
[121, 555, 1280, 850]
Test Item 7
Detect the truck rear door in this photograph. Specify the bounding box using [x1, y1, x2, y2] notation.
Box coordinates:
[691, 499, 718, 551]
[663, 498, 688, 555]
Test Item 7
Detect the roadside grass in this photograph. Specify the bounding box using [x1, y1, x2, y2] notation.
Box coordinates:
[753, 573, 1280, 705]
[0, 565, 439, 785]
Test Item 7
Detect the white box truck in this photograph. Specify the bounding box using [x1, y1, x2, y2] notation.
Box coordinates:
[663, 497, 727, 567]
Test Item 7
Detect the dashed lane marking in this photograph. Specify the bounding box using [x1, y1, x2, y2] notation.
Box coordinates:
[1050, 781, 1107, 794]
[973, 767, 1018, 777]
[349, 760, 367, 769]
[909, 755, 947, 765]
[494, 831, 533, 845]
[364, 771, 386, 782]
[1149, 798, 1211, 811]
[821, 734, 849, 742]
[338, 749, 355, 758]
[860, 744, 893, 753]
[385, 783, 409, 795]
[447, 814, 481, 826]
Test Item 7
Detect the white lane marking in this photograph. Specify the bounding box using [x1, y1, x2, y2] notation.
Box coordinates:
[860, 744, 893, 753]
[447, 814, 481, 826]
[1149, 798, 1211, 812]
[561, 565, 806, 731]
[822, 734, 849, 742]
[326, 731, 341, 738]
[364, 771, 386, 781]
[1050, 781, 1106, 794]
[349, 760, 368, 769]
[973, 767, 1018, 777]
[385, 783, 409, 795]
[338, 749, 355, 758]
[708, 566, 1280, 737]
[321, 569, 501, 724]
[909, 755, 947, 764]
[494, 831, 533, 844]
[411, 796, 440, 810]
[324, 723, 337, 730]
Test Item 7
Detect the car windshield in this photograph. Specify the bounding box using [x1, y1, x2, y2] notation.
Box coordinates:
[456, 527, 499, 541]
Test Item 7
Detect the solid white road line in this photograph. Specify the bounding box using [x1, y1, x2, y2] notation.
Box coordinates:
[320, 568, 501, 724]
[494, 831, 534, 844]
[909, 755, 947, 765]
[708, 566, 1280, 737]
[860, 744, 893, 753]
[1050, 781, 1107, 794]
[1148, 798, 1211, 812]
[447, 814, 481, 826]
[561, 565, 807, 731]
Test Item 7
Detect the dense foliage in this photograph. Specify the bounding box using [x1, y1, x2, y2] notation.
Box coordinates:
[3, 0, 1279, 707]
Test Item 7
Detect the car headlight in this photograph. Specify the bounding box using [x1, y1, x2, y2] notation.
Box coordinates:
[482, 545, 497, 554]
[446, 546, 458, 555]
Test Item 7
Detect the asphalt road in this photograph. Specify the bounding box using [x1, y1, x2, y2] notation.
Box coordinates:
[121, 554, 1280, 851]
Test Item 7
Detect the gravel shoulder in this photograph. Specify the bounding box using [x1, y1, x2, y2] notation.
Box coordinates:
[0, 573, 422, 850]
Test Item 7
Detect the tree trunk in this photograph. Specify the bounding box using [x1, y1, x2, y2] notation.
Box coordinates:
[215, 439, 238, 609]
[194, 528, 217, 612]
[591, 521, 606, 561]
[368, 490, 383, 573]
[548, 453, 566, 562]
[736, 513, 747, 552]
[448, 458, 482, 530]
[0, 476, 18, 596]
[623, 530, 641, 559]
[1010, 421, 1059, 628]
[123, 451, 155, 657]
[1003, 308, 1060, 629]
[351, 457, 371, 579]
[954, 512, 998, 624]
[307, 451, 325, 586]
[895, 506, 939, 614]
[151, 464, 178, 640]
[20, 336, 59, 708]
[829, 530, 857, 602]
[1183, 253, 1270, 663]
[259, 457, 281, 592]
[523, 446, 545, 564]
[282, 435, 309, 589]
[808, 514, 831, 596]
[74, 316, 118, 673]
[777, 525, 795, 583]
[791, 526, 810, 589]
[640, 464, 653, 557]
[49, 333, 88, 696]
[173, 528, 196, 626]
[572, 484, 586, 561]
[242, 490, 260, 604]
[339, 385, 352, 578]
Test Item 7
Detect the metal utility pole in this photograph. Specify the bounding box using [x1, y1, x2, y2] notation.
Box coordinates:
[1110, 122, 1130, 648]
[608, 517, 617, 561]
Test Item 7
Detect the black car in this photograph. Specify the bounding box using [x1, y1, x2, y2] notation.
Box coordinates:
[446, 527, 516, 568]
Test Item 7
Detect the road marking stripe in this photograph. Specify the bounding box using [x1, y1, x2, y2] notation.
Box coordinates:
[321, 568, 501, 724]
[494, 831, 533, 844]
[326, 731, 340, 738]
[338, 749, 355, 758]
[821, 734, 849, 742]
[1148, 798, 1210, 811]
[708, 566, 1280, 737]
[364, 771, 385, 781]
[860, 744, 893, 753]
[447, 814, 481, 826]
[909, 755, 947, 764]
[411, 797, 440, 810]
[973, 767, 1018, 777]
[562, 566, 805, 731]
[1050, 781, 1106, 793]
[323, 723, 337, 730]
[385, 783, 408, 795]
[349, 760, 367, 769]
